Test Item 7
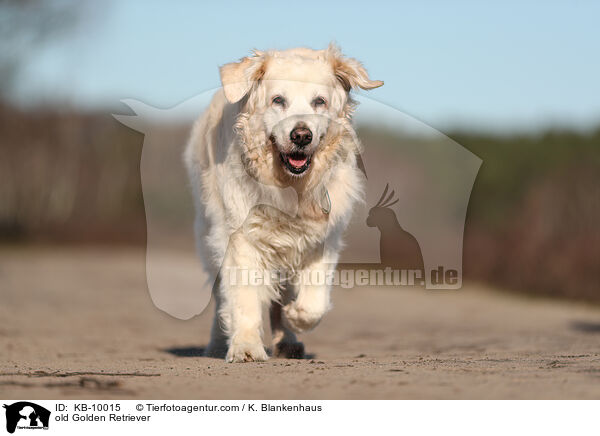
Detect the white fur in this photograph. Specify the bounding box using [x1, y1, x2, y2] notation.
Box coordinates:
[185, 44, 382, 362]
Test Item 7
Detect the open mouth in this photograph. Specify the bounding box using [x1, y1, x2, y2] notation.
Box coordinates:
[280, 151, 311, 175]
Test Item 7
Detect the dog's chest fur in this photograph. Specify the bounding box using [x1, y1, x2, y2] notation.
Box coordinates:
[240, 198, 330, 272]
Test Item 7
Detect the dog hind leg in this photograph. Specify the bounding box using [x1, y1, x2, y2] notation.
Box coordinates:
[270, 301, 305, 359]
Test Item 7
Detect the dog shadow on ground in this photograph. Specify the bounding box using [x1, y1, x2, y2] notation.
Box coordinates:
[162, 346, 315, 360]
[163, 346, 207, 357]
[570, 321, 600, 333]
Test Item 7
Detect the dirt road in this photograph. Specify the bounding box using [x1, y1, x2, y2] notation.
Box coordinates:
[1, 248, 599, 399]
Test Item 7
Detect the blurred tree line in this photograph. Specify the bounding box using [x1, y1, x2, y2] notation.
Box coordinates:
[355, 126, 600, 301]
[1, 104, 598, 301]
[0, 104, 146, 243]
[455, 128, 600, 301]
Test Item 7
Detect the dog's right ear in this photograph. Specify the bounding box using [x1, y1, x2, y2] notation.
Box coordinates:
[220, 51, 266, 103]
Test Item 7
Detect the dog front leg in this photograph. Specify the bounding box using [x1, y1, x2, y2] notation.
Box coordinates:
[219, 233, 269, 363]
[282, 254, 336, 333]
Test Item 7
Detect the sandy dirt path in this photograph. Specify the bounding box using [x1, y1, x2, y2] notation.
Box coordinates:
[1, 247, 599, 399]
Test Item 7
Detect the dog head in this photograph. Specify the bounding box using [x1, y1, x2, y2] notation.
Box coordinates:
[220, 44, 382, 184]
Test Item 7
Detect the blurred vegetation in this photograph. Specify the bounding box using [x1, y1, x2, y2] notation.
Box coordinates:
[454, 128, 600, 301]
[0, 104, 146, 243]
[357, 126, 600, 302]
[451, 128, 600, 227]
[0, 103, 598, 302]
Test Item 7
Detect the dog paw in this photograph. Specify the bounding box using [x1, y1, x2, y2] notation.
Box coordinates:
[282, 302, 325, 333]
[274, 341, 305, 359]
[226, 341, 268, 363]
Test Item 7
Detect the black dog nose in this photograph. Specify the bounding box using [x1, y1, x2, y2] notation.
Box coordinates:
[290, 126, 312, 147]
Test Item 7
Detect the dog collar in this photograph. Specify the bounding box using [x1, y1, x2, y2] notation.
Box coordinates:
[321, 189, 331, 215]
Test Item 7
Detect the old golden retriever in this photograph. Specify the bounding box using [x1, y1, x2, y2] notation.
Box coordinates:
[185, 44, 382, 362]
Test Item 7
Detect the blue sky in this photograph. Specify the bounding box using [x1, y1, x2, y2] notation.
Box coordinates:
[13, 0, 600, 132]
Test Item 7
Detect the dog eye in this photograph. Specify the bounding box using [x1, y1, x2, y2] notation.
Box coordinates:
[313, 96, 327, 107]
[272, 96, 286, 106]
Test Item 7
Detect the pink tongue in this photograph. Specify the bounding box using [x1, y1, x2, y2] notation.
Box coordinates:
[288, 156, 308, 168]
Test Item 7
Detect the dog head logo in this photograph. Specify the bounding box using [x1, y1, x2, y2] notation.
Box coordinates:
[3, 402, 50, 434]
[113, 62, 482, 319]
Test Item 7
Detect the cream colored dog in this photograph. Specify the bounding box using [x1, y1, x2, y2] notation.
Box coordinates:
[185, 44, 382, 362]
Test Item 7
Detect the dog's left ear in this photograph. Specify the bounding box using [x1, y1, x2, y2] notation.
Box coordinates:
[327, 43, 383, 92]
[220, 51, 266, 103]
